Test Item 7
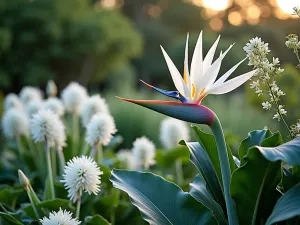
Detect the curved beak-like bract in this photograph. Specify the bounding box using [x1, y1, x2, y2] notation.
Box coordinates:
[117, 97, 216, 126]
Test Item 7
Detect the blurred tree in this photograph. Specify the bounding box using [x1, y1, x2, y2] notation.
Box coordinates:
[0, 0, 142, 92]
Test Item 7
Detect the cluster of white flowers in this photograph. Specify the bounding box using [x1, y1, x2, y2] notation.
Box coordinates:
[40, 208, 81, 225]
[61, 82, 88, 114]
[291, 120, 300, 137]
[244, 37, 287, 121]
[292, 6, 300, 17]
[2, 108, 29, 139]
[80, 95, 109, 127]
[85, 113, 117, 146]
[61, 156, 102, 203]
[160, 118, 190, 150]
[30, 109, 66, 149]
[285, 34, 300, 50]
[132, 137, 156, 169]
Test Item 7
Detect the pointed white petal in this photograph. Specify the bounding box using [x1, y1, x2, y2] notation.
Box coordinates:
[213, 57, 247, 86]
[203, 35, 220, 73]
[190, 31, 203, 86]
[184, 33, 191, 94]
[204, 69, 257, 95]
[160, 46, 188, 97]
[195, 44, 234, 92]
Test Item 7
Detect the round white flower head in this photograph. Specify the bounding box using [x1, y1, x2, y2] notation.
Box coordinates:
[30, 109, 66, 149]
[132, 136, 156, 169]
[46, 80, 58, 97]
[61, 82, 87, 114]
[80, 95, 109, 127]
[44, 97, 65, 117]
[4, 93, 24, 111]
[160, 118, 190, 150]
[2, 109, 29, 139]
[85, 113, 117, 146]
[40, 208, 81, 225]
[116, 150, 137, 170]
[61, 156, 103, 202]
[26, 100, 44, 118]
[19, 86, 43, 104]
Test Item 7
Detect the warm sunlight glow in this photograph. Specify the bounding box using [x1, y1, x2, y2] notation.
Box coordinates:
[209, 17, 223, 31]
[228, 11, 243, 26]
[247, 5, 261, 19]
[276, 0, 299, 14]
[201, 0, 232, 11]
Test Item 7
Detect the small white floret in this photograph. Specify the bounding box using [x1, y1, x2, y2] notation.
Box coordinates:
[40, 208, 81, 225]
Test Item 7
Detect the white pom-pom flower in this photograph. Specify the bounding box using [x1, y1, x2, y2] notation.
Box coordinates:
[80, 95, 109, 127]
[2, 109, 29, 139]
[30, 109, 66, 149]
[85, 113, 117, 146]
[44, 97, 65, 117]
[46, 80, 58, 97]
[160, 118, 190, 150]
[61, 82, 87, 114]
[40, 208, 81, 225]
[61, 156, 103, 202]
[26, 100, 44, 118]
[19, 86, 42, 104]
[4, 93, 24, 111]
[116, 150, 137, 170]
[132, 137, 156, 169]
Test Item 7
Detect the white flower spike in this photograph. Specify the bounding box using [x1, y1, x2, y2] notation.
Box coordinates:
[44, 97, 65, 117]
[132, 136, 156, 169]
[4, 93, 24, 111]
[19, 86, 43, 104]
[40, 208, 81, 225]
[61, 156, 103, 202]
[160, 32, 257, 104]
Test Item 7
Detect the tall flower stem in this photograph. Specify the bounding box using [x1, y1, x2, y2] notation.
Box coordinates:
[175, 159, 184, 186]
[26, 186, 40, 219]
[90, 142, 103, 163]
[72, 114, 80, 156]
[76, 195, 81, 218]
[45, 140, 55, 199]
[57, 148, 66, 175]
[51, 147, 57, 177]
[210, 116, 239, 225]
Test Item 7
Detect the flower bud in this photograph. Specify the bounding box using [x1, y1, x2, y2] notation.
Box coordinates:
[18, 169, 30, 189]
[46, 80, 58, 97]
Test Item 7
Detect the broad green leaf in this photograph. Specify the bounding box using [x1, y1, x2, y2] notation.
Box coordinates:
[192, 125, 236, 178]
[155, 147, 189, 168]
[189, 175, 227, 225]
[231, 134, 283, 225]
[93, 189, 120, 217]
[180, 141, 225, 209]
[255, 137, 300, 165]
[0, 212, 24, 225]
[238, 130, 273, 165]
[282, 168, 300, 192]
[266, 184, 300, 225]
[84, 214, 111, 225]
[110, 169, 217, 225]
[0, 185, 24, 209]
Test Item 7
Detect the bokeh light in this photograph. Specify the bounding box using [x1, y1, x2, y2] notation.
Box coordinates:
[228, 11, 243, 26]
[276, 0, 299, 14]
[201, 0, 232, 11]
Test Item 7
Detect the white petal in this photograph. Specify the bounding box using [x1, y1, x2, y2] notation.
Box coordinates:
[213, 57, 247, 86]
[203, 35, 220, 73]
[195, 44, 234, 92]
[205, 69, 257, 95]
[160, 46, 188, 97]
[184, 33, 191, 94]
[190, 31, 203, 88]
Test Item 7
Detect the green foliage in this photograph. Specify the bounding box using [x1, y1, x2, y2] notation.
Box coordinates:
[0, 0, 142, 91]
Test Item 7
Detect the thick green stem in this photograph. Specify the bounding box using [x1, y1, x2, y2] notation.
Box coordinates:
[175, 159, 184, 186]
[57, 148, 66, 175]
[210, 117, 239, 225]
[26, 188, 40, 219]
[45, 141, 55, 199]
[72, 114, 80, 156]
[76, 196, 81, 218]
[51, 147, 57, 177]
[97, 144, 103, 164]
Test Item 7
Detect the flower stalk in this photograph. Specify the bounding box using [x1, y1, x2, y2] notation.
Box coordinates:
[76, 195, 81, 218]
[45, 140, 55, 199]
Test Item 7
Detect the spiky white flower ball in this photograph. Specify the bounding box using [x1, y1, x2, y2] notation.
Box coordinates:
[80, 95, 109, 127]
[4, 93, 24, 111]
[116, 150, 137, 170]
[19, 86, 42, 104]
[30, 109, 66, 149]
[160, 118, 190, 150]
[61, 156, 103, 202]
[132, 137, 156, 169]
[46, 80, 58, 97]
[44, 97, 65, 117]
[85, 113, 117, 146]
[40, 208, 81, 225]
[2, 109, 29, 139]
[26, 100, 44, 118]
[61, 82, 87, 114]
